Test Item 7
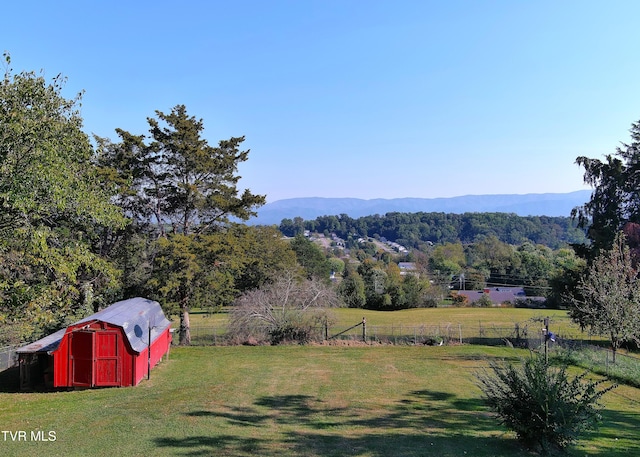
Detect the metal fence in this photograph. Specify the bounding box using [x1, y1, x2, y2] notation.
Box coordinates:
[0, 345, 20, 371]
[558, 339, 640, 379]
[174, 323, 640, 382]
[180, 322, 557, 349]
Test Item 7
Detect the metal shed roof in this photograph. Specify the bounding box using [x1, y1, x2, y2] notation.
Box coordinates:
[16, 297, 171, 354]
[15, 328, 67, 354]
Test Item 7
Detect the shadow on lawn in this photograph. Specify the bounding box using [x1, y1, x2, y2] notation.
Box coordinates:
[578, 408, 640, 457]
[153, 390, 533, 457]
[154, 387, 640, 456]
[154, 435, 266, 456]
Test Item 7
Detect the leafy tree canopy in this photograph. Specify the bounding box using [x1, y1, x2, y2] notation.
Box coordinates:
[0, 54, 126, 343]
[569, 231, 640, 361]
[282, 212, 586, 250]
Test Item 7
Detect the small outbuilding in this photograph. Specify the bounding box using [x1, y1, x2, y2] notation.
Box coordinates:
[16, 297, 172, 390]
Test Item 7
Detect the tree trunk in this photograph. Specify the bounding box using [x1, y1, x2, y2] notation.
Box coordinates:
[179, 304, 191, 345]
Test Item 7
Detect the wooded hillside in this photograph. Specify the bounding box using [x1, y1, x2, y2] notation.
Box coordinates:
[280, 212, 587, 249]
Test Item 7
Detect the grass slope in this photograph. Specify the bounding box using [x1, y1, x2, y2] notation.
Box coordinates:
[1, 345, 636, 457]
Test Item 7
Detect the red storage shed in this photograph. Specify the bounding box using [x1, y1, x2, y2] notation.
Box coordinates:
[17, 297, 172, 390]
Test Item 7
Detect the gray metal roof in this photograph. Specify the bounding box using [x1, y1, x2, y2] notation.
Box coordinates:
[15, 328, 67, 354]
[16, 297, 171, 354]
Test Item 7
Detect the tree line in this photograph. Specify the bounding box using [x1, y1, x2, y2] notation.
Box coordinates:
[279, 212, 587, 250]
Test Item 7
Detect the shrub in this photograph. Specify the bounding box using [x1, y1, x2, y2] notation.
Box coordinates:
[269, 324, 312, 345]
[473, 293, 493, 308]
[228, 271, 340, 345]
[476, 353, 616, 454]
[449, 291, 469, 307]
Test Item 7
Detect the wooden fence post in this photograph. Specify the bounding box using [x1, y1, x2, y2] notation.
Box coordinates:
[362, 317, 366, 342]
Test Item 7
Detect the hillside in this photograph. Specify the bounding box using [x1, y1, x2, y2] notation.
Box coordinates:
[248, 190, 592, 225]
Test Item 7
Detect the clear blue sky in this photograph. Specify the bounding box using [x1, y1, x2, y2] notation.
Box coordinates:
[4, 1, 640, 202]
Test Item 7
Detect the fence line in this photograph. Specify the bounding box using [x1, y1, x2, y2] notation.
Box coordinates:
[182, 323, 557, 349]
[559, 338, 640, 377]
[0, 345, 21, 372]
[176, 323, 640, 381]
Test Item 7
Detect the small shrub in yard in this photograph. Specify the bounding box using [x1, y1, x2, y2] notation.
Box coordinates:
[269, 323, 313, 345]
[476, 353, 616, 455]
[473, 294, 493, 308]
[228, 271, 340, 345]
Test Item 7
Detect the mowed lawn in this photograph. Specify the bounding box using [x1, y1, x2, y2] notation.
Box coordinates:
[1, 345, 638, 457]
[189, 307, 576, 328]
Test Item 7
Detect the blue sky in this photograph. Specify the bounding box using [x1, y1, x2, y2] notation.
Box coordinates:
[4, 1, 640, 202]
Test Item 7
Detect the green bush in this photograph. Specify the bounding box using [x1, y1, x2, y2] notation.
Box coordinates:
[476, 353, 616, 454]
[473, 294, 493, 308]
[269, 324, 312, 345]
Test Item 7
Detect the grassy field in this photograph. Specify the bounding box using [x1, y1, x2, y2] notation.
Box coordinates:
[189, 306, 574, 327]
[1, 345, 637, 457]
[187, 307, 598, 343]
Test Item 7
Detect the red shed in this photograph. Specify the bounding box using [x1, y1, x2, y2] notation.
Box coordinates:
[17, 297, 172, 390]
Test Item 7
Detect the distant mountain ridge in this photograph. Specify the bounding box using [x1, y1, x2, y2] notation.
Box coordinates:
[247, 190, 592, 226]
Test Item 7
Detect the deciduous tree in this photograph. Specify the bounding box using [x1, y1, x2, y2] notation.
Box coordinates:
[0, 54, 125, 342]
[289, 234, 331, 280]
[569, 232, 640, 362]
[338, 265, 366, 308]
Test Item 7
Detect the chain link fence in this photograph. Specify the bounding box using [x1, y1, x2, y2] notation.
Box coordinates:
[180, 321, 563, 349]
[0, 345, 20, 371]
[555, 339, 640, 382]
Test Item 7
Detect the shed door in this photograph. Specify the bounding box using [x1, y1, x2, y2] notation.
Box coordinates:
[94, 331, 121, 386]
[70, 331, 94, 387]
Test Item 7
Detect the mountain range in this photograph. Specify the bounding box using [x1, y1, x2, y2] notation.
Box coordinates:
[246, 190, 592, 226]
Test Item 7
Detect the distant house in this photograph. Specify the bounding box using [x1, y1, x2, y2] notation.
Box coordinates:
[398, 262, 418, 275]
[16, 298, 172, 390]
[455, 287, 536, 306]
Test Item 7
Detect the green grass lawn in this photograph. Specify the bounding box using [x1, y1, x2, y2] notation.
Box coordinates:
[1, 345, 636, 457]
[188, 306, 574, 328]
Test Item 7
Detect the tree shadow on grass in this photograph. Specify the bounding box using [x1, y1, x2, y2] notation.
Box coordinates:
[574, 408, 640, 457]
[284, 430, 526, 457]
[153, 389, 535, 456]
[154, 435, 267, 456]
[186, 406, 269, 427]
[155, 383, 639, 456]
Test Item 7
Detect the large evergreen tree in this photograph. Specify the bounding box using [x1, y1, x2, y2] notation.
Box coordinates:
[103, 105, 266, 344]
[147, 105, 265, 235]
[573, 120, 640, 255]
